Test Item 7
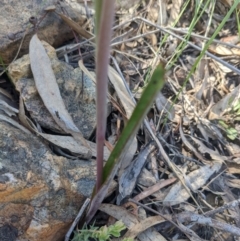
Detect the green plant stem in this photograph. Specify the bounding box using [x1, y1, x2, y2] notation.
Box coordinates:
[94, 0, 103, 37]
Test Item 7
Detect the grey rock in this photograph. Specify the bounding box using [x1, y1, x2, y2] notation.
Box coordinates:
[0, 120, 96, 241]
[0, 0, 91, 64]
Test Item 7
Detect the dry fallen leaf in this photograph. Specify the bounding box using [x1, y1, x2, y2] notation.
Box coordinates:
[209, 84, 240, 119]
[29, 34, 92, 159]
[99, 204, 167, 241]
[108, 66, 137, 173]
[123, 216, 167, 240]
[37, 133, 110, 160]
[0, 114, 31, 135]
[155, 92, 175, 121]
[19, 98, 102, 160]
[163, 162, 222, 206]
[108, 66, 135, 118]
[191, 136, 227, 162]
[167, 0, 183, 26]
[0, 99, 18, 117]
[117, 142, 156, 204]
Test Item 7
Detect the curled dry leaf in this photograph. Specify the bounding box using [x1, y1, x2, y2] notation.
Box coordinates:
[108, 66, 135, 118]
[37, 133, 110, 160]
[29, 34, 92, 159]
[191, 136, 227, 162]
[137, 168, 157, 187]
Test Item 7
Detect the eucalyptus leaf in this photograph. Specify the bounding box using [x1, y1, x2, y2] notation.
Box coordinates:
[29, 34, 92, 159]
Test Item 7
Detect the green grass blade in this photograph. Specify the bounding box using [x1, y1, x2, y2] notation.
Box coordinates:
[102, 64, 165, 182]
[167, 0, 211, 70]
[86, 63, 165, 223]
[161, 0, 240, 129]
[176, 0, 240, 98]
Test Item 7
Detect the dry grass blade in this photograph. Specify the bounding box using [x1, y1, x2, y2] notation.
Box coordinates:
[0, 87, 13, 100]
[29, 34, 92, 159]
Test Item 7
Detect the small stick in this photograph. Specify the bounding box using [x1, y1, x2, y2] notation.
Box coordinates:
[205, 198, 240, 217]
[129, 198, 240, 237]
[65, 198, 90, 241]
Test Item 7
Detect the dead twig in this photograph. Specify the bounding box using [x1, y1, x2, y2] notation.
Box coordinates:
[133, 177, 177, 202]
[205, 198, 240, 217]
[65, 198, 90, 241]
[129, 198, 240, 237]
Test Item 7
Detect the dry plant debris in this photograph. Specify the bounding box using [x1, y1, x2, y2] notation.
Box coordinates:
[1, 0, 240, 240]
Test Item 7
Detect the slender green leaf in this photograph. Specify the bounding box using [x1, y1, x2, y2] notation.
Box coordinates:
[102, 63, 165, 182]
[86, 63, 165, 223]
